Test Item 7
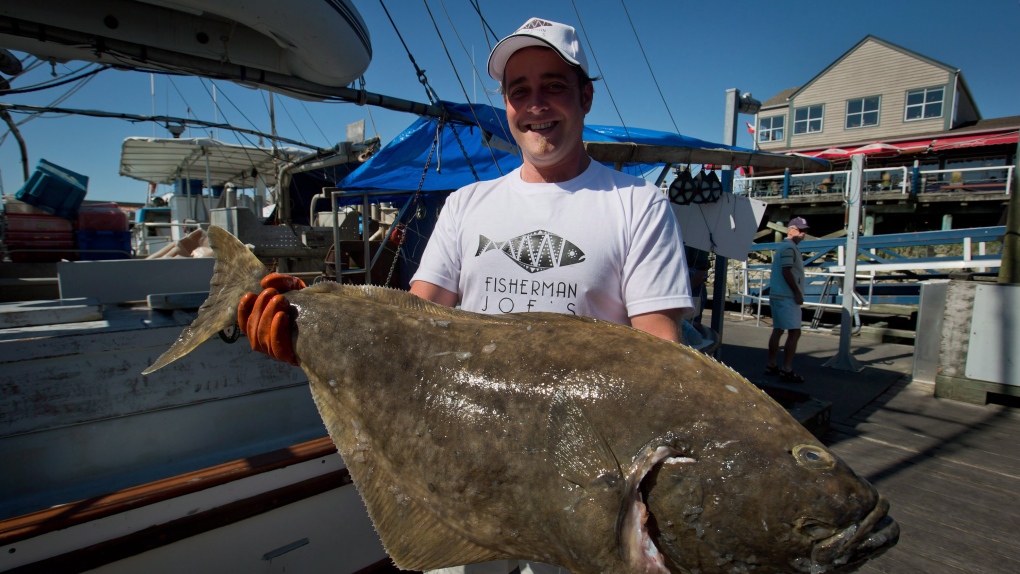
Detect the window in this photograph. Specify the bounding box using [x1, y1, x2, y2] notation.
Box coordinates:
[905, 87, 944, 121]
[758, 116, 784, 143]
[793, 105, 823, 134]
[845, 96, 880, 129]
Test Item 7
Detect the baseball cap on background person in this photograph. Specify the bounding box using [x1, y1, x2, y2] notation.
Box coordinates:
[788, 217, 810, 230]
[487, 18, 590, 83]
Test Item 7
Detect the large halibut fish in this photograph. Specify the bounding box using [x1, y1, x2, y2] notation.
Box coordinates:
[145, 226, 898, 573]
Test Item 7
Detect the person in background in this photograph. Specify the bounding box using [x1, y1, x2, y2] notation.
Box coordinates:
[765, 217, 809, 383]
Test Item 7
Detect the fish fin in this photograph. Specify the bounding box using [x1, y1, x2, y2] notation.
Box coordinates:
[142, 226, 267, 374]
[304, 282, 466, 319]
[307, 376, 508, 571]
[548, 392, 621, 487]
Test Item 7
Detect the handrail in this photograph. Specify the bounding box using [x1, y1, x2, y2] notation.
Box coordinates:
[733, 266, 873, 330]
[738, 164, 1013, 198]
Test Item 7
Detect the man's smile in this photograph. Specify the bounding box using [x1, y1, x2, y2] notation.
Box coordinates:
[527, 121, 557, 131]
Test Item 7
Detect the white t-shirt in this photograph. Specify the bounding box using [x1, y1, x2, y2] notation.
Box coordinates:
[411, 161, 693, 326]
[770, 238, 805, 299]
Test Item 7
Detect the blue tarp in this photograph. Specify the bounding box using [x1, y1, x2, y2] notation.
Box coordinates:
[337, 101, 757, 196]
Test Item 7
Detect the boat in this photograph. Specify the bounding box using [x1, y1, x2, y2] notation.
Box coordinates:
[0, 2, 838, 570]
[0, 0, 372, 99]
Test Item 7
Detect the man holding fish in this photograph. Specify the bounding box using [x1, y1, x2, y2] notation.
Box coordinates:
[242, 16, 694, 574]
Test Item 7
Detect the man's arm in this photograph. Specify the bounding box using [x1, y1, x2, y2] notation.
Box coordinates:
[631, 309, 685, 343]
[409, 280, 459, 308]
[781, 267, 804, 305]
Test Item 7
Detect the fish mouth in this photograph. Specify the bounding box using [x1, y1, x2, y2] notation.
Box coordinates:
[805, 495, 900, 572]
[619, 446, 686, 574]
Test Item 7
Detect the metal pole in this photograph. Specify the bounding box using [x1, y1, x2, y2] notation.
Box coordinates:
[331, 190, 341, 281]
[998, 140, 1020, 284]
[824, 154, 865, 372]
[0, 108, 29, 181]
[711, 89, 740, 355]
[363, 193, 371, 285]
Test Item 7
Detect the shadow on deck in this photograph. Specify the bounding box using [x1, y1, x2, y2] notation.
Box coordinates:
[716, 313, 1020, 574]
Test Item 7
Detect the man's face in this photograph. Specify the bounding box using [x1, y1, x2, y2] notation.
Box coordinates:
[503, 47, 593, 178]
[788, 226, 807, 243]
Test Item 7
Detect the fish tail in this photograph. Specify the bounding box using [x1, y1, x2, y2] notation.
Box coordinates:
[142, 225, 269, 374]
[474, 235, 496, 256]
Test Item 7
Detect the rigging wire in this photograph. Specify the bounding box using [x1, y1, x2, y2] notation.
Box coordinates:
[276, 98, 310, 150]
[205, 79, 269, 141]
[298, 100, 333, 147]
[365, 104, 380, 139]
[619, 0, 682, 137]
[378, 0, 440, 105]
[568, 0, 630, 139]
[436, 0, 514, 154]
[466, 0, 499, 45]
[0, 65, 108, 95]
[0, 70, 102, 146]
[425, 0, 500, 177]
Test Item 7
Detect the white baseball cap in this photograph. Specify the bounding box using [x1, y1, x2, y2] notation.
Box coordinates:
[487, 17, 590, 83]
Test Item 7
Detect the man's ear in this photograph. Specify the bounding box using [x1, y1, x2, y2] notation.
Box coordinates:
[581, 82, 594, 113]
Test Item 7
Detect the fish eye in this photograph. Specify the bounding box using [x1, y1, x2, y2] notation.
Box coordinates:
[792, 444, 836, 470]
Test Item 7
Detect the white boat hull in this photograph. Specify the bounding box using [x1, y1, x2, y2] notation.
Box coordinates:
[0, 0, 372, 97]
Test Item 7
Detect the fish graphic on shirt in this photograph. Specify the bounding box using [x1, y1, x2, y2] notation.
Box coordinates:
[475, 230, 585, 273]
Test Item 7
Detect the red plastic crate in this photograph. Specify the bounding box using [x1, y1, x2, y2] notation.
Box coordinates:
[77, 203, 128, 232]
[5, 213, 74, 233]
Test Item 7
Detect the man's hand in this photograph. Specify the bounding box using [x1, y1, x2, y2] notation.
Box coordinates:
[237, 273, 306, 365]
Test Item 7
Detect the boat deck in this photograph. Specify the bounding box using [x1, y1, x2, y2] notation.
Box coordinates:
[717, 315, 1020, 574]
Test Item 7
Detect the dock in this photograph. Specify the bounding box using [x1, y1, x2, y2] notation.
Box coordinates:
[714, 312, 1020, 573]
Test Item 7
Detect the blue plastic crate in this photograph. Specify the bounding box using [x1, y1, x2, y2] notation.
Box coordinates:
[15, 159, 88, 220]
[76, 230, 132, 260]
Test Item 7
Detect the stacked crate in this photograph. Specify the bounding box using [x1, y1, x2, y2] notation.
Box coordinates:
[1, 197, 75, 262]
[76, 203, 131, 260]
[3, 159, 88, 262]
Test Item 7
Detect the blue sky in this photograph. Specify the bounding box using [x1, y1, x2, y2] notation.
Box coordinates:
[2, 0, 1018, 204]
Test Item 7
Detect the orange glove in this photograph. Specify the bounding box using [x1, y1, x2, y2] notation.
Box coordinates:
[237, 273, 306, 365]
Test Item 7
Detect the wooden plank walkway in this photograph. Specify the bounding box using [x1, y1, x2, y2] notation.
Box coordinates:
[825, 379, 1020, 574]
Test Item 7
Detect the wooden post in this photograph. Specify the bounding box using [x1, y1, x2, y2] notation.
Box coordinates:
[998, 141, 1020, 284]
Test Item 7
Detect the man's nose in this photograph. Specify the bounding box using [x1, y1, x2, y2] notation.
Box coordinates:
[524, 91, 549, 112]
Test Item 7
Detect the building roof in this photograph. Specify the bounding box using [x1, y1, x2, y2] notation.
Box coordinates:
[786, 115, 1019, 154]
[759, 35, 980, 117]
[761, 87, 799, 110]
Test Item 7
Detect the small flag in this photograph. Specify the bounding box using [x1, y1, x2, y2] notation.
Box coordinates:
[746, 121, 756, 134]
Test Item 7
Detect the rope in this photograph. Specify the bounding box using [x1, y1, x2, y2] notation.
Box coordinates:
[384, 122, 442, 286]
[431, 0, 506, 176]
[448, 122, 481, 181]
[619, 0, 682, 137]
[466, 0, 499, 45]
[569, 0, 630, 140]
[378, 0, 440, 104]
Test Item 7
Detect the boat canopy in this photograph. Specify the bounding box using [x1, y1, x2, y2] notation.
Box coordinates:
[119, 137, 309, 188]
[336, 102, 828, 200]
